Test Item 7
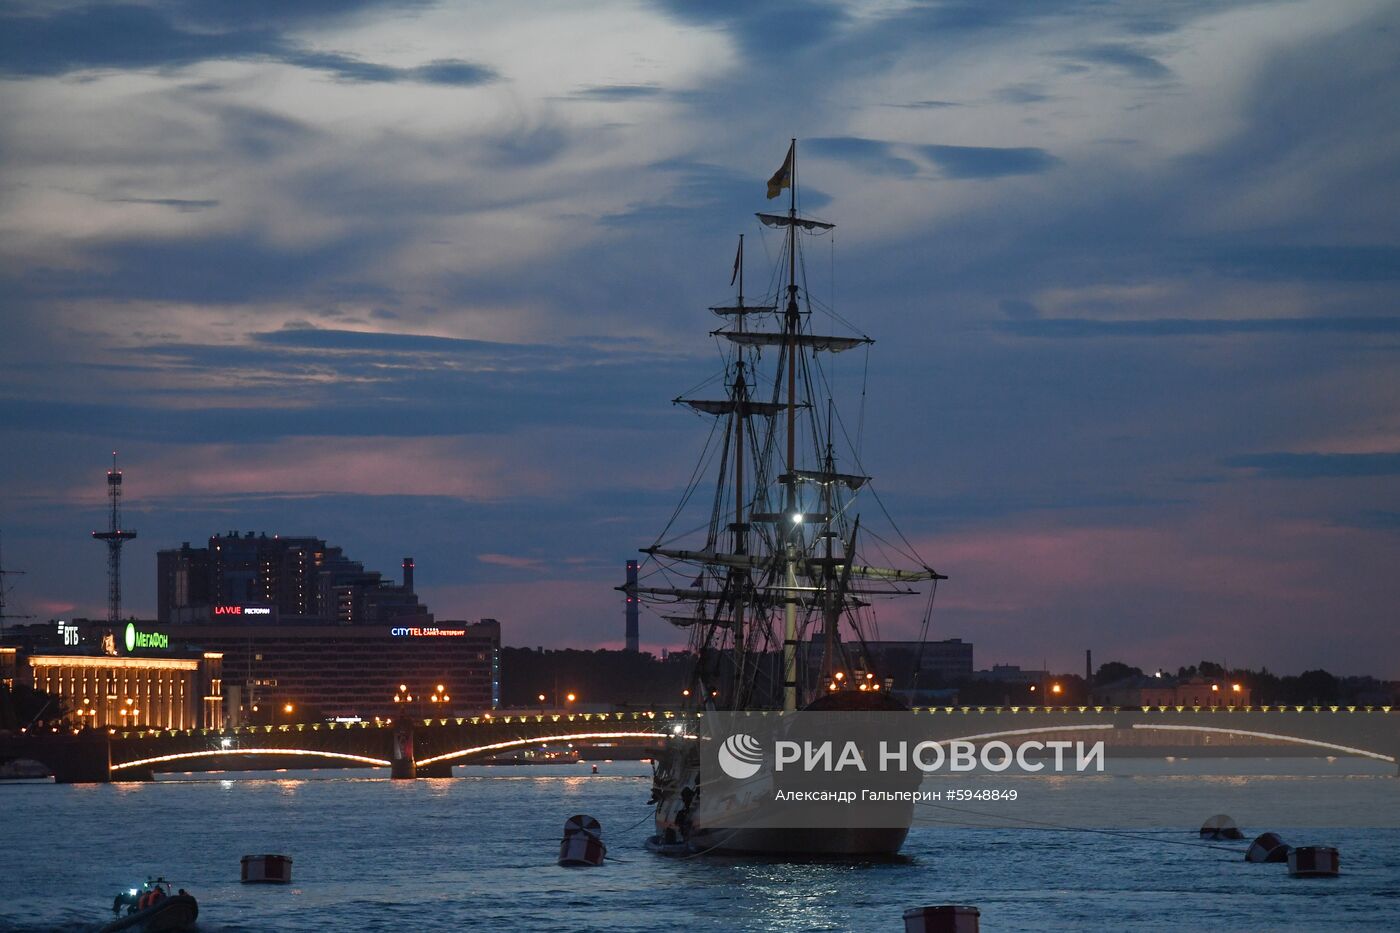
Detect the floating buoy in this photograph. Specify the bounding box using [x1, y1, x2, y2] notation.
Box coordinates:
[241, 854, 293, 884]
[1289, 846, 1340, 877]
[558, 814, 606, 867]
[1245, 832, 1290, 863]
[1200, 814, 1244, 840]
[903, 905, 980, 933]
[591, 764, 598, 774]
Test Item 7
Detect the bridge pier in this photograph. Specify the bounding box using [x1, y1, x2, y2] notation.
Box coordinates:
[391, 719, 416, 779]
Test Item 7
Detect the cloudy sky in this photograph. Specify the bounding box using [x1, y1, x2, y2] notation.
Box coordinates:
[1, 0, 1397, 676]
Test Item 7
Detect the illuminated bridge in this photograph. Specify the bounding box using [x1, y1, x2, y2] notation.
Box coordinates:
[0, 705, 1394, 783]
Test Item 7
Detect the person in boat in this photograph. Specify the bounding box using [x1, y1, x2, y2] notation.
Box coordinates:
[676, 785, 696, 841]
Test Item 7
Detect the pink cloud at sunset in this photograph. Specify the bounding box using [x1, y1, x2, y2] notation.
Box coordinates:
[61, 437, 548, 503]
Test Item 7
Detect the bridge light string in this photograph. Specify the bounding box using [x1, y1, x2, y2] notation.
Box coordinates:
[1130, 724, 1396, 763]
[111, 748, 392, 771]
[416, 731, 695, 767]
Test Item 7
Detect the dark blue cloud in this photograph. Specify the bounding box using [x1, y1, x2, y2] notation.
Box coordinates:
[403, 59, 497, 87]
[0, 342, 697, 442]
[0, 5, 271, 75]
[1347, 510, 1400, 532]
[1059, 43, 1172, 80]
[1001, 317, 1400, 339]
[566, 84, 665, 101]
[653, 0, 848, 55]
[998, 299, 1041, 320]
[107, 198, 220, 212]
[1225, 452, 1400, 479]
[919, 144, 1059, 178]
[171, 0, 431, 30]
[254, 327, 536, 356]
[16, 231, 387, 304]
[884, 100, 962, 110]
[600, 159, 831, 232]
[806, 137, 918, 176]
[1205, 245, 1400, 283]
[996, 84, 1052, 104]
[0, 4, 496, 85]
[484, 123, 571, 167]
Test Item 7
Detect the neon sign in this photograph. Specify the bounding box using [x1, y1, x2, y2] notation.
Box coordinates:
[390, 627, 467, 637]
[124, 622, 169, 651]
[214, 605, 272, 616]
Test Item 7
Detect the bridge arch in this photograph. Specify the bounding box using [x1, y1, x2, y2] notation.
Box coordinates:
[905, 722, 1394, 764]
[110, 748, 391, 772]
[416, 731, 687, 767]
[1130, 723, 1395, 763]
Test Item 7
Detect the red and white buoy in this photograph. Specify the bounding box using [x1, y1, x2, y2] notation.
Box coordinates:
[558, 814, 607, 867]
[241, 854, 293, 884]
[903, 905, 980, 933]
[1288, 846, 1340, 877]
[1245, 832, 1290, 863]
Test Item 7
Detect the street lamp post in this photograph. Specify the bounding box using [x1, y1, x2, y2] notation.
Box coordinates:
[393, 683, 450, 717]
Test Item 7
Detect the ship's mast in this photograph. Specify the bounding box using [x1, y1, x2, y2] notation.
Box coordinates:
[731, 234, 748, 705]
[783, 138, 800, 712]
[625, 141, 946, 712]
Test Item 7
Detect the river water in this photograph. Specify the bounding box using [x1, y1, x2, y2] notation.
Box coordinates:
[2, 762, 1397, 931]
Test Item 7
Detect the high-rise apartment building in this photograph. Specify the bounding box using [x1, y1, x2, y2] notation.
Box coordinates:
[157, 532, 427, 625]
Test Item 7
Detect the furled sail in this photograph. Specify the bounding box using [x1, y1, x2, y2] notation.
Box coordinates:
[780, 469, 870, 490]
[662, 614, 736, 629]
[714, 331, 872, 352]
[709, 303, 778, 316]
[677, 399, 797, 417]
[756, 212, 835, 231]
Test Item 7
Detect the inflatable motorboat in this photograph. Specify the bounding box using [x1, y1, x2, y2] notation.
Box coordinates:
[102, 879, 198, 933]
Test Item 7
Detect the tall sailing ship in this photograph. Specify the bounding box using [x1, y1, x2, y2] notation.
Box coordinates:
[622, 141, 946, 857]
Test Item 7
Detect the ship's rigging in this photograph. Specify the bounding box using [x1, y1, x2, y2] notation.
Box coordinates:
[620, 140, 944, 713]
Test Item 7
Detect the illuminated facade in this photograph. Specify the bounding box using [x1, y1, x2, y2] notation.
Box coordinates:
[164, 619, 500, 720]
[23, 651, 224, 730]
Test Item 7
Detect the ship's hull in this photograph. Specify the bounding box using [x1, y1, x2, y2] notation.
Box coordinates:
[650, 727, 917, 858]
[100, 895, 198, 933]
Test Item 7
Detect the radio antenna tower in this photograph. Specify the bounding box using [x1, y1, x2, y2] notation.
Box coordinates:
[0, 530, 34, 637]
[91, 452, 137, 625]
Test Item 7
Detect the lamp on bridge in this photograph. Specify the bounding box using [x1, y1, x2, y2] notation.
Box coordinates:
[394, 683, 451, 712]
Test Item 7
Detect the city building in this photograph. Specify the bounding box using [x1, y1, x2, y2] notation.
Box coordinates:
[3, 620, 224, 730]
[973, 664, 1049, 686]
[163, 618, 500, 721]
[157, 532, 427, 625]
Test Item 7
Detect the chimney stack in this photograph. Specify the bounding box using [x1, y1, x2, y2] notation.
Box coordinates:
[1085, 649, 1093, 684]
[402, 557, 415, 594]
[625, 560, 639, 652]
